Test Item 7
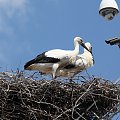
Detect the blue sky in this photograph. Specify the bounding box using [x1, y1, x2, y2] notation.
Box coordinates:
[0, 0, 120, 80]
[0, 0, 120, 119]
[0, 0, 120, 81]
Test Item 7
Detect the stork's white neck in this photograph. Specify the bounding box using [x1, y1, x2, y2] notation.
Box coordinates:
[82, 50, 93, 67]
[73, 40, 80, 55]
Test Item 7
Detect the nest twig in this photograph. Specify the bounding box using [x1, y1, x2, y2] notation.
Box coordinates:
[0, 71, 119, 120]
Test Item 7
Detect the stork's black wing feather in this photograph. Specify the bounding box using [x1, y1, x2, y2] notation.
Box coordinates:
[35, 52, 60, 63]
[24, 52, 60, 69]
[64, 64, 75, 69]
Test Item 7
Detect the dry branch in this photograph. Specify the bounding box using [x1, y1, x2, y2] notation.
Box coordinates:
[0, 71, 119, 120]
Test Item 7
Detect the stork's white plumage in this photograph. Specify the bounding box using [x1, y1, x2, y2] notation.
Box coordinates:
[24, 37, 90, 78]
[56, 42, 94, 78]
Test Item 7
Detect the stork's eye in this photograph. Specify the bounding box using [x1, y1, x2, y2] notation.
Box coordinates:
[91, 46, 92, 50]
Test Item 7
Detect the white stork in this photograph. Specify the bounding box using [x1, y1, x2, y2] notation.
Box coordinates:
[56, 42, 94, 78]
[24, 37, 90, 78]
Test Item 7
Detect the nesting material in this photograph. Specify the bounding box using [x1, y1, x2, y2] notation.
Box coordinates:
[0, 71, 119, 120]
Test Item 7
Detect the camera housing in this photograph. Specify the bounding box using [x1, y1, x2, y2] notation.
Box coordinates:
[99, 0, 119, 20]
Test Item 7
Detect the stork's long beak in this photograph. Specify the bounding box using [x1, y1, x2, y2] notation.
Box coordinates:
[92, 55, 95, 64]
[80, 42, 91, 53]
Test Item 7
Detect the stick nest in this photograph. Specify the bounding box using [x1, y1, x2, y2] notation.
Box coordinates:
[0, 71, 119, 120]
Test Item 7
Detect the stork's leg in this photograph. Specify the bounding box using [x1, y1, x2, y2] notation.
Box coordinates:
[52, 63, 59, 79]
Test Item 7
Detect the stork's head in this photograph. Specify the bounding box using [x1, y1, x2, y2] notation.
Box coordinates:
[84, 42, 92, 53]
[74, 37, 83, 44]
[84, 42, 95, 64]
[74, 37, 90, 52]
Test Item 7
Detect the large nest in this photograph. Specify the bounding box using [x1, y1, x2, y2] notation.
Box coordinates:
[0, 71, 119, 120]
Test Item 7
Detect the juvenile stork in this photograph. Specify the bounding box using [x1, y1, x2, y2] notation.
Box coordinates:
[24, 37, 90, 78]
[105, 37, 120, 48]
[56, 42, 94, 78]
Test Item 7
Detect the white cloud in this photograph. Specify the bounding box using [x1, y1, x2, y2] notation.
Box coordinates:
[0, 0, 29, 34]
[0, 0, 28, 16]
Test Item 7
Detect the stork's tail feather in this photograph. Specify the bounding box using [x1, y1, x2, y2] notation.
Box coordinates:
[24, 59, 35, 70]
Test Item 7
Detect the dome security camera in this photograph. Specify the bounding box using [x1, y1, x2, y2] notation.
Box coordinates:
[99, 0, 119, 20]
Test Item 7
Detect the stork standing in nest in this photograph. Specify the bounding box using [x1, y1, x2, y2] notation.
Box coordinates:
[56, 42, 94, 78]
[24, 37, 90, 78]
